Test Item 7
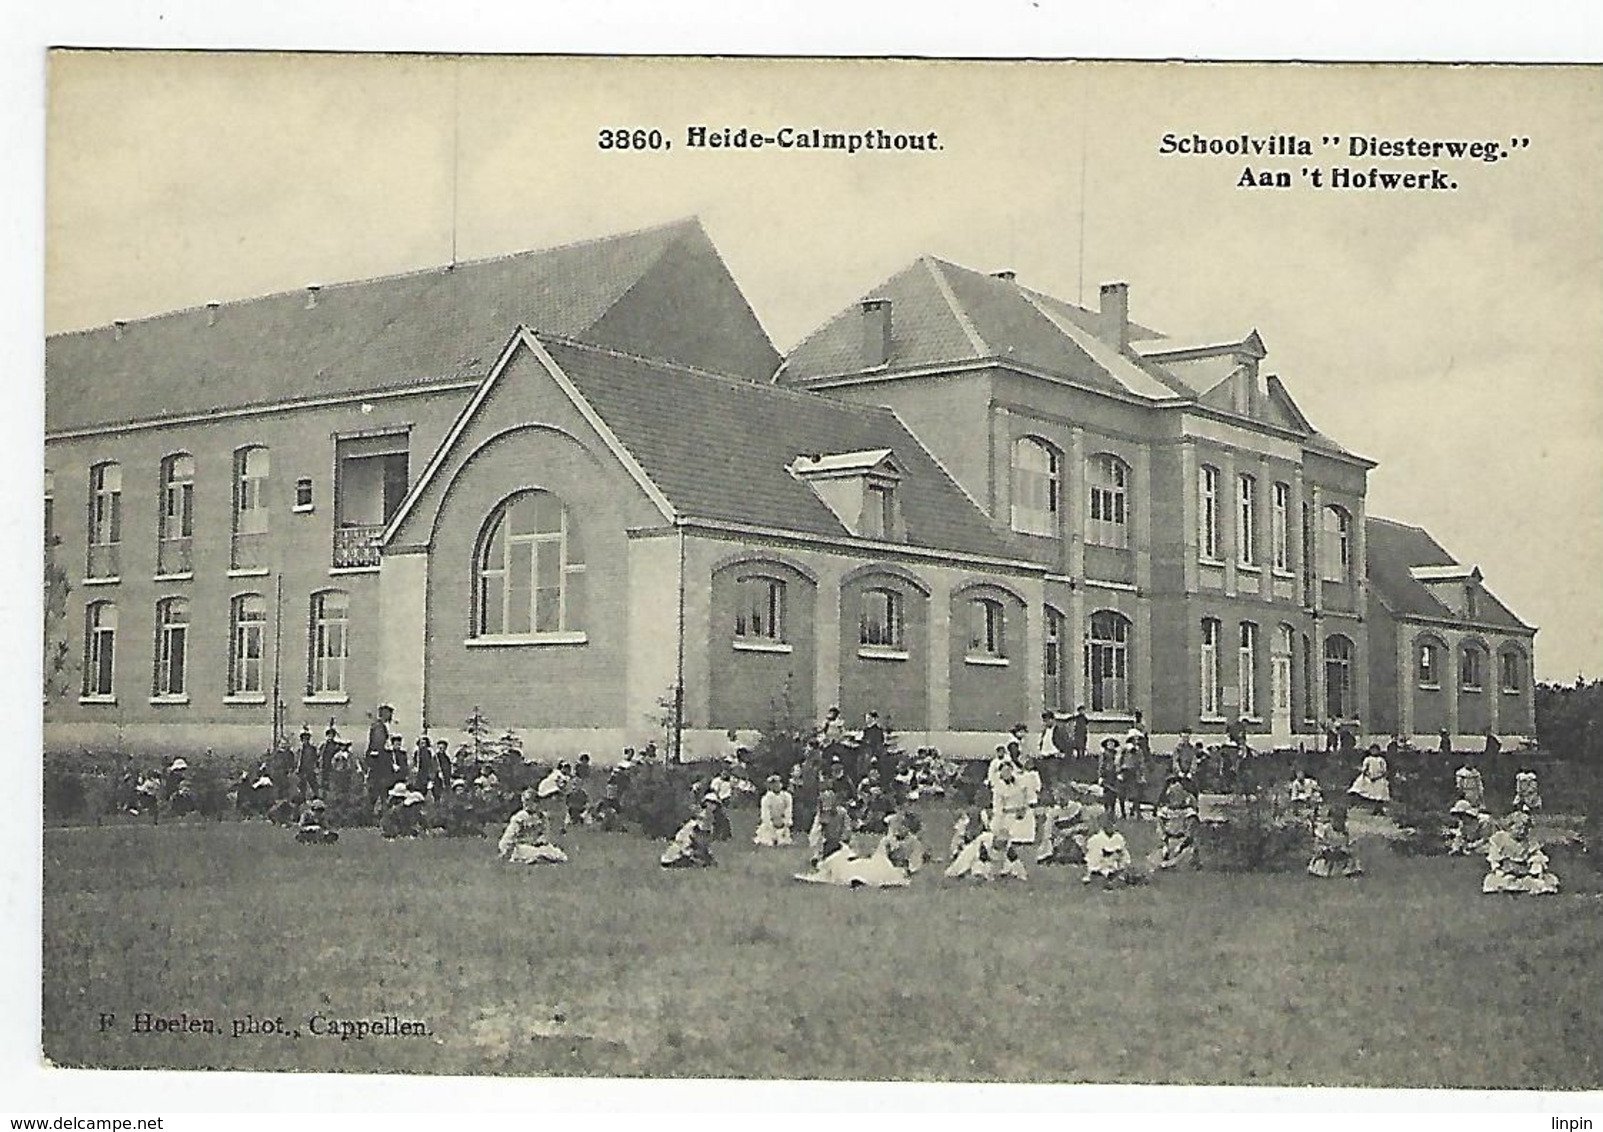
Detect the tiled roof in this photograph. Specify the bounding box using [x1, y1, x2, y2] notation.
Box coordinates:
[542, 336, 1024, 562]
[1366, 517, 1532, 631]
[46, 217, 778, 433]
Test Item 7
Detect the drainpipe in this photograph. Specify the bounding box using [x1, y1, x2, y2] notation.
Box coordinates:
[674, 521, 687, 763]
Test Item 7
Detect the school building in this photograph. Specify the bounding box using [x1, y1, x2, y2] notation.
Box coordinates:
[43, 218, 1537, 759]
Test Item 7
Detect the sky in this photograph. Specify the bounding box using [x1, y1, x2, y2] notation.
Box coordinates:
[43, 53, 1603, 680]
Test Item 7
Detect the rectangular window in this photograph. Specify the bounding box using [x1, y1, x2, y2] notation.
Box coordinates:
[1238, 622, 1258, 717]
[334, 433, 409, 567]
[229, 595, 267, 696]
[968, 599, 1006, 659]
[1087, 455, 1130, 549]
[1044, 610, 1065, 713]
[309, 591, 349, 696]
[734, 576, 786, 643]
[1086, 613, 1130, 713]
[859, 588, 904, 649]
[1237, 475, 1258, 566]
[862, 484, 895, 539]
[87, 463, 122, 578]
[1199, 465, 1220, 561]
[1010, 440, 1060, 537]
[1461, 648, 1483, 691]
[295, 477, 314, 511]
[158, 455, 195, 575]
[1322, 506, 1350, 583]
[1200, 618, 1221, 718]
[1271, 482, 1290, 572]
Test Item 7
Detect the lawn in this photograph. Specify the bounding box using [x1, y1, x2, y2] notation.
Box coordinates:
[41, 808, 1603, 1088]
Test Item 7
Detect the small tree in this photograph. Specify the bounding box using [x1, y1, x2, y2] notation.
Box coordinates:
[463, 705, 495, 765]
[43, 544, 75, 704]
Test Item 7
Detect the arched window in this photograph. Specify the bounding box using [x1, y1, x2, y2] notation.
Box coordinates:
[1086, 610, 1131, 713]
[734, 575, 786, 644]
[1200, 617, 1222, 718]
[967, 597, 1007, 660]
[82, 600, 117, 699]
[473, 490, 587, 637]
[87, 461, 122, 579]
[158, 453, 195, 575]
[1499, 649, 1524, 694]
[1417, 637, 1442, 687]
[1322, 504, 1351, 583]
[308, 590, 350, 696]
[1044, 606, 1067, 712]
[859, 587, 904, 650]
[232, 446, 271, 569]
[1460, 643, 1485, 691]
[1198, 465, 1221, 561]
[1010, 437, 1061, 537]
[228, 593, 267, 697]
[1088, 453, 1130, 549]
[153, 597, 189, 699]
[1324, 634, 1354, 719]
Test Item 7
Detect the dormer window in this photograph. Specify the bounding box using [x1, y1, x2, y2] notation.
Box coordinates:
[790, 449, 903, 541]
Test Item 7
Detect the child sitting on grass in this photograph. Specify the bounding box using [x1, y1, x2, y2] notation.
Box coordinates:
[809, 790, 850, 866]
[1035, 787, 1091, 866]
[380, 781, 427, 839]
[1307, 804, 1363, 878]
[660, 801, 717, 869]
[294, 798, 340, 844]
[944, 822, 1028, 882]
[498, 788, 569, 865]
[1083, 813, 1140, 888]
[753, 774, 794, 846]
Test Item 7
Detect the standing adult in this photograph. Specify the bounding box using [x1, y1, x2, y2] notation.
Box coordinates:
[365, 704, 394, 807]
[1438, 727, 1453, 758]
[1037, 711, 1062, 792]
[412, 735, 437, 794]
[295, 727, 320, 799]
[1483, 728, 1502, 759]
[863, 710, 894, 789]
[1070, 705, 1090, 762]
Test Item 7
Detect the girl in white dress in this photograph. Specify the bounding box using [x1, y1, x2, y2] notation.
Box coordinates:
[1482, 811, 1560, 894]
[753, 774, 794, 846]
[797, 812, 926, 888]
[1513, 769, 1543, 814]
[990, 761, 1036, 844]
[498, 789, 569, 865]
[1347, 748, 1390, 808]
[1083, 813, 1138, 887]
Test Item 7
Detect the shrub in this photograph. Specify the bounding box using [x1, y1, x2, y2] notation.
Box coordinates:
[1197, 794, 1313, 872]
[618, 761, 703, 840]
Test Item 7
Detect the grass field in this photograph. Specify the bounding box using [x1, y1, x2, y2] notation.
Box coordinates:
[41, 809, 1603, 1087]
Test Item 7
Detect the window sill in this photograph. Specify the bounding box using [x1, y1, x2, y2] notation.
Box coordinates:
[78, 695, 116, 705]
[1272, 568, 1296, 579]
[82, 576, 121, 586]
[149, 695, 190, 706]
[1086, 540, 1131, 552]
[329, 565, 381, 576]
[305, 693, 350, 705]
[1087, 712, 1135, 724]
[1198, 557, 1226, 569]
[733, 639, 793, 654]
[228, 567, 271, 578]
[857, 647, 909, 662]
[1199, 714, 1226, 723]
[292, 504, 315, 514]
[1084, 578, 1138, 592]
[964, 655, 1010, 667]
[1461, 686, 1484, 695]
[1240, 716, 1263, 724]
[1501, 687, 1522, 696]
[1237, 563, 1262, 574]
[465, 632, 588, 648]
[1417, 682, 1441, 691]
[224, 693, 268, 705]
[153, 572, 194, 583]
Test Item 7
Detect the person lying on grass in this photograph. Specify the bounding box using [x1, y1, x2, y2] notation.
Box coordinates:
[498, 788, 569, 865]
[1083, 812, 1145, 888]
[945, 817, 1027, 882]
[660, 800, 718, 869]
[797, 810, 926, 889]
[1482, 810, 1559, 895]
[1307, 804, 1363, 878]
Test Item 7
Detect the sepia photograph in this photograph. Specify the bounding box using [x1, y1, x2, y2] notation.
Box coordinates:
[28, 41, 1603, 1099]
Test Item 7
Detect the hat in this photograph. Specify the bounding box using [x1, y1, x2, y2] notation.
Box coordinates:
[169, 758, 188, 771]
[309, 798, 327, 811]
[1449, 799, 1476, 815]
[1100, 737, 1120, 750]
[388, 782, 410, 799]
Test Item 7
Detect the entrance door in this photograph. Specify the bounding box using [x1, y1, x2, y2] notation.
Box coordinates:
[1271, 626, 1294, 737]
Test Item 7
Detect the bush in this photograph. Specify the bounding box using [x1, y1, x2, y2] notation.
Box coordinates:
[1197, 794, 1313, 872]
[617, 762, 703, 840]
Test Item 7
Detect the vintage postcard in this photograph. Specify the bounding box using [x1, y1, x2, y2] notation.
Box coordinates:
[37, 50, 1603, 1092]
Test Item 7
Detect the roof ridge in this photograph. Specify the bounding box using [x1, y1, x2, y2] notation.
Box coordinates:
[538, 332, 902, 419]
[48, 216, 702, 340]
[921, 257, 990, 357]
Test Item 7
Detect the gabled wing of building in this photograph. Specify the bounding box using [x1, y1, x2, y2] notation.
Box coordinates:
[46, 217, 780, 434]
[1365, 516, 1534, 631]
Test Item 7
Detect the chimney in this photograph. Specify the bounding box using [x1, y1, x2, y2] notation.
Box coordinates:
[991, 269, 1017, 282]
[861, 298, 892, 368]
[112, 320, 126, 341]
[305, 285, 321, 310]
[1099, 282, 1130, 350]
[206, 301, 220, 327]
